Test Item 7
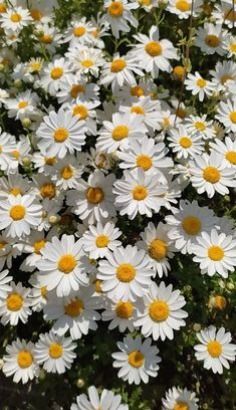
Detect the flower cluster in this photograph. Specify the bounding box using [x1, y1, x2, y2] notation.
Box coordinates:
[0, 0, 235, 409]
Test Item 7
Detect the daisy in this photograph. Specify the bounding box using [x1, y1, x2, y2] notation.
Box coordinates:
[103, 0, 138, 38]
[82, 222, 122, 259]
[29, 273, 48, 312]
[112, 335, 161, 384]
[166, 200, 217, 254]
[131, 25, 178, 77]
[212, 2, 236, 29]
[57, 75, 100, 104]
[211, 136, 236, 168]
[137, 222, 176, 278]
[185, 114, 216, 140]
[96, 112, 147, 154]
[162, 386, 199, 410]
[18, 229, 54, 272]
[0, 234, 20, 271]
[189, 152, 236, 198]
[39, 58, 72, 96]
[62, 17, 94, 45]
[64, 98, 100, 135]
[0, 6, 32, 32]
[36, 234, 89, 297]
[119, 96, 161, 131]
[32, 174, 63, 202]
[97, 245, 153, 301]
[0, 269, 13, 299]
[167, 0, 203, 19]
[194, 326, 236, 374]
[66, 45, 104, 77]
[223, 35, 236, 58]
[36, 107, 87, 159]
[70, 386, 128, 410]
[0, 129, 18, 174]
[5, 90, 39, 120]
[0, 281, 31, 326]
[43, 287, 101, 340]
[0, 194, 42, 238]
[0, 174, 32, 198]
[52, 156, 83, 190]
[210, 61, 236, 94]
[168, 125, 204, 159]
[34, 331, 76, 374]
[113, 168, 167, 219]
[102, 298, 141, 332]
[134, 281, 188, 341]
[2, 339, 39, 384]
[216, 98, 236, 132]
[185, 72, 214, 101]
[195, 23, 225, 56]
[192, 229, 236, 278]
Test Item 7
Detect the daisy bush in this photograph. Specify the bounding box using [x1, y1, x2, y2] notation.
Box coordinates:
[0, 0, 236, 409]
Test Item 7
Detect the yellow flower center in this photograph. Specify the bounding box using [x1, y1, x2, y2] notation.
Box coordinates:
[175, 0, 190, 11]
[9, 205, 26, 221]
[61, 165, 74, 180]
[70, 84, 85, 98]
[116, 263, 136, 282]
[149, 300, 169, 321]
[111, 58, 127, 72]
[145, 41, 162, 57]
[226, 150, 236, 165]
[30, 9, 43, 21]
[207, 340, 222, 358]
[10, 187, 22, 196]
[173, 65, 186, 80]
[18, 101, 28, 109]
[86, 187, 104, 204]
[108, 1, 124, 17]
[136, 154, 152, 171]
[58, 254, 77, 273]
[17, 351, 33, 368]
[81, 59, 94, 68]
[10, 12, 22, 22]
[49, 343, 63, 359]
[94, 278, 103, 293]
[44, 157, 56, 166]
[41, 286, 47, 298]
[132, 185, 148, 200]
[213, 295, 227, 310]
[112, 125, 129, 141]
[11, 150, 20, 159]
[230, 111, 236, 123]
[6, 293, 23, 311]
[64, 298, 84, 317]
[194, 121, 206, 131]
[149, 239, 168, 260]
[54, 127, 69, 142]
[73, 104, 88, 119]
[29, 61, 42, 72]
[40, 34, 53, 44]
[174, 402, 189, 410]
[0, 4, 6, 13]
[179, 136, 192, 148]
[34, 239, 46, 254]
[0, 240, 7, 250]
[182, 216, 202, 235]
[131, 106, 145, 115]
[221, 75, 233, 85]
[205, 35, 220, 47]
[96, 234, 110, 248]
[115, 301, 134, 318]
[208, 246, 224, 261]
[230, 43, 236, 52]
[203, 166, 220, 183]
[196, 78, 207, 88]
[128, 350, 144, 368]
[130, 85, 145, 97]
[73, 26, 86, 37]
[139, 0, 151, 5]
[50, 67, 64, 80]
[40, 182, 56, 199]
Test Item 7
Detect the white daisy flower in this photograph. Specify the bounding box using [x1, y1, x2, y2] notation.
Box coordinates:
[192, 229, 236, 278]
[0, 234, 20, 271]
[82, 221, 122, 259]
[97, 245, 153, 301]
[112, 335, 161, 384]
[119, 96, 162, 132]
[2, 339, 39, 384]
[189, 152, 236, 198]
[0, 128, 18, 174]
[62, 17, 94, 45]
[104, 0, 138, 39]
[102, 297, 141, 332]
[0, 6, 32, 32]
[168, 125, 204, 159]
[195, 23, 226, 56]
[57, 75, 99, 104]
[210, 136, 236, 168]
[36, 234, 89, 297]
[18, 229, 54, 272]
[0, 281, 31, 326]
[66, 45, 105, 77]
[185, 72, 214, 102]
[34, 331, 76, 374]
[216, 98, 236, 132]
[36, 107, 87, 159]
[194, 326, 236, 374]
[52, 156, 83, 190]
[64, 98, 100, 135]
[223, 35, 236, 58]
[0, 269, 13, 299]
[29, 273, 48, 312]
[39, 57, 72, 96]
[134, 281, 188, 341]
[167, 0, 203, 19]
[210, 61, 236, 95]
[71, 385, 128, 410]
[0, 194, 42, 238]
[5, 90, 40, 120]
[162, 386, 199, 410]
[0, 174, 32, 198]
[185, 114, 216, 140]
[113, 168, 167, 219]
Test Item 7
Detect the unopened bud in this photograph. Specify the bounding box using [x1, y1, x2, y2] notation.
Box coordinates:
[21, 118, 31, 128]
[76, 378, 85, 388]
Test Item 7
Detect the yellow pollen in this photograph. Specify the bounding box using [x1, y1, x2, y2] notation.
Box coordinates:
[10, 187, 22, 196]
[64, 298, 84, 317]
[49, 343, 63, 359]
[40, 34, 53, 44]
[40, 182, 56, 199]
[94, 279, 103, 293]
[50, 67, 64, 80]
[203, 166, 220, 183]
[208, 246, 224, 261]
[9, 205, 25, 221]
[54, 127, 69, 142]
[196, 78, 207, 88]
[10, 12, 22, 22]
[108, 1, 124, 17]
[174, 402, 189, 410]
[207, 340, 222, 358]
[116, 263, 136, 282]
[230, 43, 236, 53]
[131, 106, 145, 115]
[73, 26, 86, 37]
[130, 85, 145, 97]
[41, 286, 47, 298]
[173, 65, 186, 80]
[58, 254, 77, 274]
[81, 59, 93, 68]
[18, 101, 28, 109]
[132, 185, 148, 201]
[221, 75, 233, 85]
[30, 9, 43, 21]
[34, 239, 46, 254]
[128, 350, 144, 368]
[112, 125, 129, 141]
[195, 121, 206, 131]
[149, 300, 169, 321]
[73, 104, 88, 119]
[0, 241, 7, 250]
[45, 157, 56, 165]
[149, 239, 168, 260]
[111, 58, 126, 72]
[0, 4, 6, 13]
[182, 216, 201, 235]
[29, 61, 42, 72]
[115, 301, 134, 318]
[213, 295, 227, 310]
[70, 84, 85, 98]
[96, 234, 110, 248]
[136, 154, 152, 171]
[61, 165, 74, 180]
[175, 0, 190, 11]
[226, 150, 236, 165]
[86, 187, 104, 204]
[179, 136, 192, 148]
[17, 351, 33, 368]
[145, 41, 162, 57]
[139, 0, 151, 5]
[230, 111, 236, 123]
[6, 293, 23, 311]
[205, 35, 220, 47]
[11, 150, 19, 159]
